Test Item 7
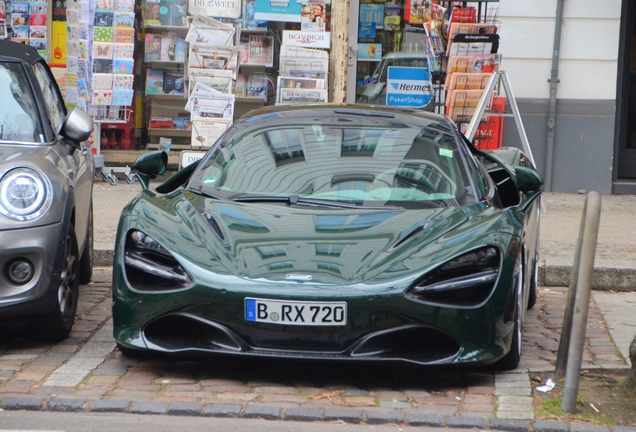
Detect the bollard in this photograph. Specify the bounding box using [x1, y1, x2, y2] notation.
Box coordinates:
[554, 197, 587, 380]
[561, 191, 601, 413]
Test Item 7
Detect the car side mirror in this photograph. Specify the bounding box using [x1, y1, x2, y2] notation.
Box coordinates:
[133, 151, 167, 190]
[515, 166, 543, 193]
[59, 107, 93, 145]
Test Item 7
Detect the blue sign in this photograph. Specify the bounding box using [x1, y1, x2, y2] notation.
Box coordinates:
[386, 66, 432, 108]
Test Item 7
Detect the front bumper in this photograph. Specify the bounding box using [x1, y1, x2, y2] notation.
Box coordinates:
[113, 268, 514, 366]
[0, 222, 64, 317]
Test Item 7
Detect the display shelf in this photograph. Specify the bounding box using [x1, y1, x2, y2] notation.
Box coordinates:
[142, 24, 189, 32]
[148, 128, 191, 137]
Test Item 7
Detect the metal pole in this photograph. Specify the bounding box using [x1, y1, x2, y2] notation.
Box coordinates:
[562, 192, 601, 413]
[554, 196, 586, 380]
[545, 0, 565, 192]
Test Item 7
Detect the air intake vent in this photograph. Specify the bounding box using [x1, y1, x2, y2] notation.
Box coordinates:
[204, 212, 229, 246]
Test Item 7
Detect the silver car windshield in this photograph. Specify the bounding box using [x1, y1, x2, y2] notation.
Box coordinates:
[0, 62, 44, 143]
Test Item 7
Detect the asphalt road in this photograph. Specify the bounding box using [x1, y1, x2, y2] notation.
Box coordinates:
[0, 411, 412, 432]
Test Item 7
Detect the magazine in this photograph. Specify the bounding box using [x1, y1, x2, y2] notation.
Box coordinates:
[301, 2, 327, 33]
[162, 32, 186, 62]
[163, 71, 185, 95]
[247, 35, 273, 66]
[191, 119, 232, 148]
[277, 88, 328, 105]
[446, 89, 492, 109]
[186, 15, 235, 45]
[445, 72, 492, 91]
[145, 69, 164, 94]
[188, 69, 234, 95]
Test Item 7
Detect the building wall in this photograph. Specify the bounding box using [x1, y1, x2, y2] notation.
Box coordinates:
[494, 0, 621, 193]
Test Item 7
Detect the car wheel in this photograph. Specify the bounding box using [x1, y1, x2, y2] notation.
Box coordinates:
[495, 265, 523, 371]
[79, 203, 94, 284]
[527, 209, 540, 310]
[31, 225, 80, 341]
[527, 249, 539, 310]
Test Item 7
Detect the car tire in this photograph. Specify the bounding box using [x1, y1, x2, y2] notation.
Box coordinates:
[494, 266, 523, 371]
[527, 251, 539, 310]
[31, 225, 80, 341]
[527, 213, 540, 310]
[79, 203, 94, 285]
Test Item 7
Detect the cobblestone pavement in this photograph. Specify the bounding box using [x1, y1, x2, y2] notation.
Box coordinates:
[0, 269, 628, 428]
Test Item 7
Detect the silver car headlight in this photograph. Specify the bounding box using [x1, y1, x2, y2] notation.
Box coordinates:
[0, 168, 52, 221]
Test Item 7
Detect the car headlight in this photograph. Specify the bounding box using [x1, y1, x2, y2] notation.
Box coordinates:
[404, 247, 500, 307]
[124, 230, 193, 292]
[0, 168, 52, 220]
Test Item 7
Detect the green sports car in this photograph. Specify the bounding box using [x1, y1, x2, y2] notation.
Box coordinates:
[112, 105, 542, 370]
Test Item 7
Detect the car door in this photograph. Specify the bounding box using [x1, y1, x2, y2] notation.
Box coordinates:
[31, 60, 93, 248]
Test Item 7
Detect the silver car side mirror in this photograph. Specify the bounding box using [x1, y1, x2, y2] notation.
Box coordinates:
[59, 107, 93, 143]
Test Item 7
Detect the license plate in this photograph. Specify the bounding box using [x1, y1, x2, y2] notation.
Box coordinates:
[245, 298, 347, 326]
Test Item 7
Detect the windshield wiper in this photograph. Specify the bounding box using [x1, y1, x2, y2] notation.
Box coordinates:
[233, 194, 400, 210]
[187, 186, 225, 200]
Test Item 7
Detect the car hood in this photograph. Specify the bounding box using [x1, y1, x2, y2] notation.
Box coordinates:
[127, 191, 484, 286]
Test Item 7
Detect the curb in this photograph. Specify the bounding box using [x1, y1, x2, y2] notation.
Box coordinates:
[2, 397, 636, 431]
[95, 249, 636, 291]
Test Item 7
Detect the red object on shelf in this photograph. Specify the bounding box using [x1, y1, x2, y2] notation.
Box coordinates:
[99, 109, 136, 150]
[474, 96, 505, 151]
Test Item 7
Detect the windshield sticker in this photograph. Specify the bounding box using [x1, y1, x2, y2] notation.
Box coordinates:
[439, 148, 453, 158]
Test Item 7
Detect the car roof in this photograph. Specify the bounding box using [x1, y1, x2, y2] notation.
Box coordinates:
[0, 40, 41, 64]
[242, 104, 453, 125]
[381, 51, 429, 60]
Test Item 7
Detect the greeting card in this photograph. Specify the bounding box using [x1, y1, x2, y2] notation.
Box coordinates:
[93, 42, 113, 59]
[113, 12, 135, 27]
[114, 27, 135, 44]
[77, 22, 89, 39]
[29, 14, 47, 26]
[66, 87, 79, 103]
[113, 43, 134, 59]
[93, 73, 114, 89]
[30, 39, 47, 51]
[112, 89, 134, 105]
[112, 58, 134, 74]
[66, 9, 80, 24]
[29, 2, 48, 13]
[92, 90, 114, 105]
[78, 40, 89, 59]
[67, 56, 79, 72]
[94, 26, 115, 42]
[93, 58, 113, 73]
[29, 26, 47, 39]
[67, 25, 79, 41]
[66, 72, 79, 87]
[12, 2, 28, 13]
[94, 11, 114, 27]
[113, 74, 134, 90]
[115, 0, 135, 13]
[95, 0, 115, 12]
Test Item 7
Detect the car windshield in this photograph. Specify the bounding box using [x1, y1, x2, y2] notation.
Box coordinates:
[0, 62, 44, 143]
[188, 109, 479, 209]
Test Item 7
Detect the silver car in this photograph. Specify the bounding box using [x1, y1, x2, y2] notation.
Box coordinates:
[0, 40, 94, 340]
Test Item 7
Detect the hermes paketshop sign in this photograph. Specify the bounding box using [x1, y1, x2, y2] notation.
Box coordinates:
[282, 31, 331, 49]
[188, 0, 241, 18]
